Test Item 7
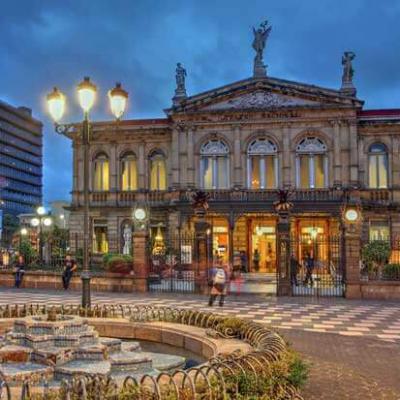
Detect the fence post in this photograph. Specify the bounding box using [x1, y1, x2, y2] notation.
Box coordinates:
[276, 212, 291, 296]
[132, 231, 149, 292]
[344, 224, 362, 299]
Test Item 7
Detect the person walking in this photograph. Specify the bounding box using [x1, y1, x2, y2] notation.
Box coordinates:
[240, 250, 248, 273]
[303, 253, 314, 286]
[62, 254, 77, 290]
[208, 264, 227, 307]
[14, 255, 25, 288]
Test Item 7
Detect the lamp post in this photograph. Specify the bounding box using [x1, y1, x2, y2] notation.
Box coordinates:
[46, 78, 128, 308]
[30, 206, 52, 266]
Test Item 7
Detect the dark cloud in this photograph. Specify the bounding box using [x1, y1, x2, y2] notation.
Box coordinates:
[1, 0, 399, 202]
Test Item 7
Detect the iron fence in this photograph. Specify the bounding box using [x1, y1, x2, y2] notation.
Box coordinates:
[289, 235, 345, 297]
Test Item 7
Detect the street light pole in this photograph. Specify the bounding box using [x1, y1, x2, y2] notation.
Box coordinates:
[46, 78, 128, 308]
[81, 111, 91, 307]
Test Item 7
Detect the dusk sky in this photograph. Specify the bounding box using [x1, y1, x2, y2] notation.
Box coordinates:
[1, 0, 400, 203]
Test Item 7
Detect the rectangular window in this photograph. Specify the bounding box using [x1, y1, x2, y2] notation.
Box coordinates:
[217, 157, 228, 188]
[369, 220, 390, 241]
[377, 154, 388, 188]
[299, 156, 310, 188]
[314, 154, 325, 188]
[265, 155, 276, 189]
[250, 157, 260, 189]
[93, 224, 109, 253]
[201, 157, 213, 189]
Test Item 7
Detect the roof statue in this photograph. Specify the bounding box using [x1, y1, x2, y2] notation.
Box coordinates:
[252, 20, 272, 78]
[340, 51, 357, 97]
[172, 62, 187, 106]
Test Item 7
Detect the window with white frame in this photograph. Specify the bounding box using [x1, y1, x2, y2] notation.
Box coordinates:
[93, 153, 109, 191]
[200, 139, 229, 189]
[296, 137, 328, 189]
[368, 143, 388, 189]
[247, 138, 278, 189]
[149, 150, 167, 190]
[121, 153, 137, 191]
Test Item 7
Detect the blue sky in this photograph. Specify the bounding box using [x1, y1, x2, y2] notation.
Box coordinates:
[1, 0, 400, 203]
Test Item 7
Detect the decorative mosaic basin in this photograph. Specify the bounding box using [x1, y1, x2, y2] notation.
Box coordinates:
[0, 315, 185, 386]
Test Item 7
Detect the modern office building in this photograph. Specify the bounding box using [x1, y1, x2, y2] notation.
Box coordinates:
[0, 100, 43, 222]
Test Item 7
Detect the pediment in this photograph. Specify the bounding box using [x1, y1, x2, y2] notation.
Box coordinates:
[202, 90, 319, 111]
[166, 77, 364, 115]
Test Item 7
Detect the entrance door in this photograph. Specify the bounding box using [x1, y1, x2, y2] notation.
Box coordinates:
[249, 220, 276, 273]
[290, 220, 344, 297]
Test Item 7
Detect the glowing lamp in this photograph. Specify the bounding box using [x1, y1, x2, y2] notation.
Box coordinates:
[30, 218, 40, 227]
[43, 217, 52, 227]
[133, 208, 147, 222]
[20, 228, 28, 236]
[47, 87, 65, 123]
[109, 82, 128, 119]
[37, 206, 46, 216]
[77, 77, 97, 113]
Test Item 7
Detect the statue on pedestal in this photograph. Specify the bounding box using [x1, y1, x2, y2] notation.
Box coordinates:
[340, 51, 356, 96]
[252, 20, 272, 78]
[172, 62, 187, 105]
[122, 224, 132, 255]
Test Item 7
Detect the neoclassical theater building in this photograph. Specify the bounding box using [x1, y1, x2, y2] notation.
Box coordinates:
[68, 24, 400, 282]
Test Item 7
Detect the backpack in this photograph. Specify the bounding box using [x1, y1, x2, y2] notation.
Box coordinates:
[214, 268, 226, 284]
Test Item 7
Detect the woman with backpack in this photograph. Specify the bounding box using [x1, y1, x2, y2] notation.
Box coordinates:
[208, 264, 228, 307]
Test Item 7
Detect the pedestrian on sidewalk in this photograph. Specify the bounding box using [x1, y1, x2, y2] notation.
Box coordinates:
[303, 253, 314, 286]
[62, 254, 77, 290]
[208, 264, 228, 307]
[14, 255, 25, 288]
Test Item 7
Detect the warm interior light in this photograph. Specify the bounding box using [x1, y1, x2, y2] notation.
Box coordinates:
[43, 217, 52, 227]
[37, 206, 46, 216]
[77, 77, 97, 113]
[155, 226, 163, 242]
[47, 87, 65, 122]
[20, 228, 28, 235]
[109, 82, 128, 119]
[30, 218, 40, 227]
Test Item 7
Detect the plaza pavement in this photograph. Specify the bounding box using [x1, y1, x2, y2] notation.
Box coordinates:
[0, 288, 398, 343]
[0, 288, 399, 398]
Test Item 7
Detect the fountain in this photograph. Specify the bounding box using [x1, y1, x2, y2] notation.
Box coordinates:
[0, 314, 186, 386]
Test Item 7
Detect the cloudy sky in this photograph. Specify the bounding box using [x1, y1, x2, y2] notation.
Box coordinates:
[1, 0, 400, 202]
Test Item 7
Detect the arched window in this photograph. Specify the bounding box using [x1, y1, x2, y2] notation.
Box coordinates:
[295, 137, 328, 189]
[200, 139, 229, 189]
[93, 153, 109, 191]
[247, 138, 278, 189]
[368, 143, 388, 188]
[121, 153, 137, 191]
[149, 150, 167, 190]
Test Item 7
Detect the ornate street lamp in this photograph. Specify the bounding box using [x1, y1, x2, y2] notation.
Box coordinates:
[46, 78, 128, 308]
[30, 207, 52, 266]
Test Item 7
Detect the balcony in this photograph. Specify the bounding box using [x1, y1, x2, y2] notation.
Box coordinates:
[360, 189, 392, 206]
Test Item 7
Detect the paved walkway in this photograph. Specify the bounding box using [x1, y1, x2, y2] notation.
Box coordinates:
[0, 289, 398, 343]
[0, 289, 399, 399]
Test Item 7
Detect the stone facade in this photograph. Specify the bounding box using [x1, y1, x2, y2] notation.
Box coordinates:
[67, 71, 400, 281]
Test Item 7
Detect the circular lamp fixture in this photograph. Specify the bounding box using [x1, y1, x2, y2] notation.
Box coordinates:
[20, 228, 28, 236]
[133, 208, 147, 222]
[345, 208, 359, 222]
[30, 218, 40, 227]
[43, 217, 52, 227]
[37, 206, 46, 216]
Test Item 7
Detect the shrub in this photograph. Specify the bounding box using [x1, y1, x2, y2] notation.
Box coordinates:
[361, 241, 391, 278]
[103, 253, 133, 274]
[382, 263, 400, 280]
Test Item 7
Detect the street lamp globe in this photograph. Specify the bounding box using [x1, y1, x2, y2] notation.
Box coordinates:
[37, 206, 46, 216]
[47, 87, 65, 123]
[20, 228, 28, 236]
[77, 77, 97, 113]
[109, 82, 128, 120]
[30, 218, 40, 227]
[43, 217, 52, 227]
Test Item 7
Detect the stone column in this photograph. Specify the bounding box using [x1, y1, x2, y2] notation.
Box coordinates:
[344, 221, 362, 299]
[171, 126, 180, 188]
[132, 230, 149, 292]
[331, 120, 342, 186]
[349, 121, 359, 186]
[282, 124, 291, 188]
[276, 212, 291, 296]
[138, 143, 145, 189]
[233, 124, 242, 187]
[187, 126, 195, 187]
[109, 143, 117, 192]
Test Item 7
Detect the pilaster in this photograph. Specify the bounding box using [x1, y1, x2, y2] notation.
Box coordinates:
[187, 126, 195, 187]
[171, 126, 181, 188]
[233, 124, 242, 187]
[349, 121, 359, 186]
[331, 120, 341, 186]
[138, 143, 145, 189]
[282, 124, 291, 188]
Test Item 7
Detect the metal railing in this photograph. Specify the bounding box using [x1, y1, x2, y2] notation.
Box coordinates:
[0, 304, 304, 400]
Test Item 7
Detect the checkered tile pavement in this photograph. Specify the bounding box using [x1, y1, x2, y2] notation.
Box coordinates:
[0, 288, 399, 343]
